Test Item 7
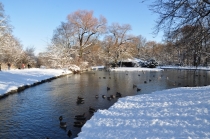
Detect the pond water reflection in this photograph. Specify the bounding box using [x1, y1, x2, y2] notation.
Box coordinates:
[0, 69, 209, 139]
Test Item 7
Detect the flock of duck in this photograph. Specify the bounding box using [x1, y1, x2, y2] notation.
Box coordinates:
[57, 111, 87, 138]
[97, 87, 122, 101]
[76, 86, 122, 104]
[56, 91, 123, 138]
[62, 85, 124, 137]
[57, 98, 97, 138]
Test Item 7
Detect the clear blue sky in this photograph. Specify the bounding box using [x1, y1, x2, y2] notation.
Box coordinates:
[1, 0, 163, 55]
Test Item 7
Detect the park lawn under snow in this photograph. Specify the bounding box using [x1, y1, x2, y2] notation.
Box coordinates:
[0, 68, 72, 96]
[77, 86, 210, 139]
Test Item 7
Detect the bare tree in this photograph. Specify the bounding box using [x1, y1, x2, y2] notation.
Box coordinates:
[149, 0, 210, 66]
[135, 35, 147, 59]
[166, 25, 210, 66]
[102, 23, 136, 66]
[84, 42, 105, 66]
[67, 10, 107, 61]
[150, 0, 210, 36]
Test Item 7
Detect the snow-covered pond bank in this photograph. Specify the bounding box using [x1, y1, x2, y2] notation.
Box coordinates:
[109, 67, 163, 71]
[77, 86, 210, 139]
[160, 65, 210, 71]
[109, 66, 210, 71]
[0, 68, 72, 98]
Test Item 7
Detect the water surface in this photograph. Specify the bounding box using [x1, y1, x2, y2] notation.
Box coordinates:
[0, 69, 209, 139]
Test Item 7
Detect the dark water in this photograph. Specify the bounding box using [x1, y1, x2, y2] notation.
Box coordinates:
[0, 69, 210, 139]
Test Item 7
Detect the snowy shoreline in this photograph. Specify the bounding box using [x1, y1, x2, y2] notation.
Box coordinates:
[109, 66, 210, 72]
[77, 86, 210, 139]
[109, 67, 163, 71]
[0, 68, 72, 98]
[160, 65, 210, 71]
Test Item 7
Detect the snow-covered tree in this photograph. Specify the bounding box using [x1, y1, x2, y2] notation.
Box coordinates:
[0, 2, 13, 63]
[0, 2, 27, 69]
[47, 10, 107, 68]
[0, 32, 24, 66]
[0, 2, 11, 37]
[48, 22, 76, 68]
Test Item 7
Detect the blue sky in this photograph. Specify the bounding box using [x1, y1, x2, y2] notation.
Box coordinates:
[1, 0, 163, 54]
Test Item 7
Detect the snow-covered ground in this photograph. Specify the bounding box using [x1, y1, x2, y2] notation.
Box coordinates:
[110, 66, 210, 71]
[110, 67, 163, 71]
[91, 66, 105, 70]
[160, 65, 210, 70]
[77, 86, 210, 139]
[0, 68, 72, 96]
